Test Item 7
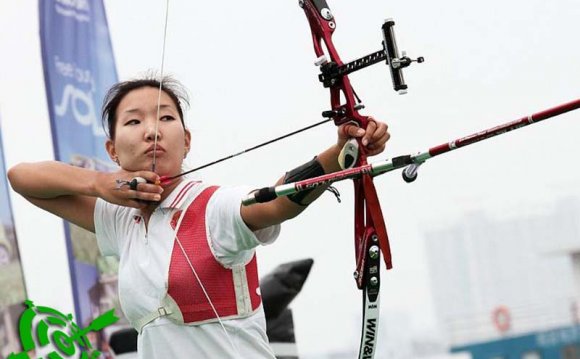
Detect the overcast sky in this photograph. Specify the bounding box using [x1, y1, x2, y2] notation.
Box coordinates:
[1, 0, 579, 356]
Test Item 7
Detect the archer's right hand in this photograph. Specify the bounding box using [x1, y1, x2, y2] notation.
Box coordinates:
[97, 170, 164, 209]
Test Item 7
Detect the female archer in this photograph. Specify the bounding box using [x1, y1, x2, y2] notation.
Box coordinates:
[7, 76, 390, 358]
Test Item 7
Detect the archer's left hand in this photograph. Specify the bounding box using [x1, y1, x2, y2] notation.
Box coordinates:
[337, 117, 390, 157]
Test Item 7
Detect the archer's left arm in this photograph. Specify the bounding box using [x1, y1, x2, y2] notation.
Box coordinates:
[241, 119, 390, 231]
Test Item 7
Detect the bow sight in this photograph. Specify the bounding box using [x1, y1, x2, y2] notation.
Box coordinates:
[300, 0, 424, 99]
[382, 19, 425, 94]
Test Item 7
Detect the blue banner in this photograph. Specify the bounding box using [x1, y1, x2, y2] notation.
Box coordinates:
[0, 118, 27, 358]
[39, 0, 123, 348]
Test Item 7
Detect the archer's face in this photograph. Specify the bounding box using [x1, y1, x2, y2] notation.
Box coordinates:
[106, 87, 191, 177]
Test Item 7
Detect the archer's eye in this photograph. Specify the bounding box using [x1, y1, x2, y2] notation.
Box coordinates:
[160, 115, 176, 121]
[125, 119, 140, 126]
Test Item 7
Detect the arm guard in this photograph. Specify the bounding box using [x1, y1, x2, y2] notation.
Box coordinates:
[283, 157, 325, 206]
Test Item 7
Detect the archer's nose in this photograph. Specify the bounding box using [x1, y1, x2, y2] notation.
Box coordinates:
[145, 125, 161, 141]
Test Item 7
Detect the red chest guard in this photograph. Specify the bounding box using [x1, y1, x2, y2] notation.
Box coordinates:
[167, 186, 262, 324]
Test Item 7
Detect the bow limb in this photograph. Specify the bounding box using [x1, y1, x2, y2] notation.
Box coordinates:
[301, 0, 366, 125]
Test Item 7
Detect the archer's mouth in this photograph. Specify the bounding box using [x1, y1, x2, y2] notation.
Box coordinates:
[145, 145, 166, 156]
[145, 149, 166, 157]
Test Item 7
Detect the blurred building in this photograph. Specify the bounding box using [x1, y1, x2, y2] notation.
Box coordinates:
[424, 197, 580, 358]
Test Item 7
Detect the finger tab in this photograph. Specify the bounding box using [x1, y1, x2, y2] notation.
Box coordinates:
[129, 177, 147, 190]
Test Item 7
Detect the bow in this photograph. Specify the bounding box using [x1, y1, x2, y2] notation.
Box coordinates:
[298, 1, 422, 357]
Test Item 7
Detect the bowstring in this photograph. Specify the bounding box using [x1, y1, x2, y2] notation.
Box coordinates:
[152, 0, 170, 173]
[152, 1, 239, 354]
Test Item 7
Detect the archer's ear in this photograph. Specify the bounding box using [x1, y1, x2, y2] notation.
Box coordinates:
[184, 129, 191, 154]
[105, 139, 117, 162]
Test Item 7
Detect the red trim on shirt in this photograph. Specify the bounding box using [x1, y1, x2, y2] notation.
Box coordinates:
[169, 181, 196, 208]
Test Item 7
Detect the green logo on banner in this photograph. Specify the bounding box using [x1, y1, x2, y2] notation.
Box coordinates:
[8, 299, 119, 359]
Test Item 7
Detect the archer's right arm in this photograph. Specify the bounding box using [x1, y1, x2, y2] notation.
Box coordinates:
[7, 161, 161, 233]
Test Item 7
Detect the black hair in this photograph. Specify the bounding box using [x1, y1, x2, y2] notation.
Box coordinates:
[101, 75, 190, 139]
